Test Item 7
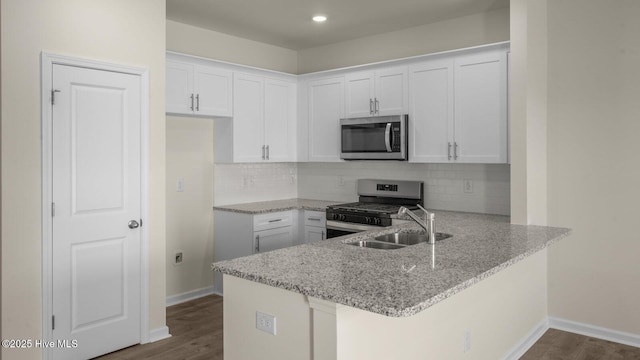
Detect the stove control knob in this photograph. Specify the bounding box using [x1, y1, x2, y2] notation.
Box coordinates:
[339, 214, 347, 221]
[332, 213, 340, 220]
[374, 218, 382, 225]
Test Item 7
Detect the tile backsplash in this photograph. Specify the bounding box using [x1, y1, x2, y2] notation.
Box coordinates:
[214, 163, 298, 206]
[214, 162, 510, 216]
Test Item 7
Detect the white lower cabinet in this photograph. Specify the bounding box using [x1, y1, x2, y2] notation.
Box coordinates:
[303, 210, 326, 243]
[214, 210, 297, 294]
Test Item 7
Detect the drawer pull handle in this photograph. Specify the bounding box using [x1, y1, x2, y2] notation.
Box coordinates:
[268, 219, 283, 223]
[308, 217, 321, 221]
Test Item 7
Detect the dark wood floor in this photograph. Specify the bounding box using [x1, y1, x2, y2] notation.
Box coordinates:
[95, 295, 640, 360]
[94, 295, 223, 360]
[521, 328, 640, 360]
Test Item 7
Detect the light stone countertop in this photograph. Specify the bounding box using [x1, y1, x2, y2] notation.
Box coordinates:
[213, 198, 343, 214]
[212, 210, 571, 317]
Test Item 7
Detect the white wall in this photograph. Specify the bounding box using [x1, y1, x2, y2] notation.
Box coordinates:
[298, 162, 510, 215]
[166, 117, 215, 298]
[297, 7, 510, 74]
[0, 1, 166, 359]
[167, 20, 298, 74]
[546, 0, 640, 336]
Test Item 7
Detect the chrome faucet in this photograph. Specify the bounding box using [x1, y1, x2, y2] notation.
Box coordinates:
[398, 205, 436, 244]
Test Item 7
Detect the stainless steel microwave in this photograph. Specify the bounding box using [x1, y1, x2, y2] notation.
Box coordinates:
[340, 115, 408, 160]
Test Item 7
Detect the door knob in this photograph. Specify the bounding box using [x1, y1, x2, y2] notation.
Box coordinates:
[128, 220, 140, 229]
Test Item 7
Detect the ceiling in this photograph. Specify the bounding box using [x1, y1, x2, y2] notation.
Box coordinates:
[166, 0, 510, 51]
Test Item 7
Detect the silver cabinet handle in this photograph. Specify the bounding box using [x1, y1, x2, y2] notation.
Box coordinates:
[195, 94, 200, 111]
[128, 220, 139, 229]
[384, 123, 392, 152]
[369, 98, 374, 115]
[262, 145, 265, 160]
[307, 217, 321, 221]
[268, 218, 282, 223]
[321, 231, 325, 240]
[266, 145, 270, 160]
[375, 98, 379, 114]
[448, 142, 452, 160]
[190, 94, 194, 111]
[255, 235, 260, 253]
[454, 142, 459, 160]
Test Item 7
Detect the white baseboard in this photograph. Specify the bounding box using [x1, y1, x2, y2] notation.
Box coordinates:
[166, 286, 216, 307]
[502, 318, 550, 360]
[549, 316, 640, 348]
[501, 316, 640, 360]
[148, 326, 172, 343]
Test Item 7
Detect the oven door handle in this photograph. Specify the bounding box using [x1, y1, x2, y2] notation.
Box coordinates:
[326, 220, 382, 233]
[384, 123, 392, 152]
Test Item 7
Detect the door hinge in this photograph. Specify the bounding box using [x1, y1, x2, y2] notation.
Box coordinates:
[51, 202, 55, 217]
[52, 315, 55, 330]
[51, 89, 61, 105]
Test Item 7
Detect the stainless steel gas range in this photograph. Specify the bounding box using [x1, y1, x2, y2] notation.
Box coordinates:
[325, 179, 424, 238]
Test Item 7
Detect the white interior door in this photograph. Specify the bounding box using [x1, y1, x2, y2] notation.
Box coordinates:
[51, 64, 142, 360]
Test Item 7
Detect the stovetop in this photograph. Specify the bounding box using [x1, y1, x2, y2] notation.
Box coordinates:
[327, 202, 416, 214]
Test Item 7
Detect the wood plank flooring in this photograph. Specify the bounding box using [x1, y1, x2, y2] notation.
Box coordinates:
[94, 295, 223, 360]
[95, 294, 640, 359]
[521, 328, 640, 360]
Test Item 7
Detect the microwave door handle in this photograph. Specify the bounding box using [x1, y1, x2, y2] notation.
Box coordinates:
[384, 123, 392, 152]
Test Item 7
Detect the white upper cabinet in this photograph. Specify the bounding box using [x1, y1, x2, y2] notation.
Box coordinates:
[409, 59, 454, 163]
[216, 72, 296, 163]
[409, 48, 508, 164]
[345, 67, 408, 117]
[454, 50, 508, 163]
[307, 76, 345, 162]
[264, 78, 297, 162]
[166, 59, 232, 117]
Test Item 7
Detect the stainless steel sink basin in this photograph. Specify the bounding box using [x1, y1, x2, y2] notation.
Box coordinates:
[375, 232, 452, 245]
[349, 240, 405, 250]
[348, 232, 452, 250]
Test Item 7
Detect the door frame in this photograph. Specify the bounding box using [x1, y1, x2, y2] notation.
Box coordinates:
[40, 52, 150, 358]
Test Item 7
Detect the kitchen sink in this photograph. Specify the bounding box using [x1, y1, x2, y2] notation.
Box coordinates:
[348, 232, 452, 250]
[375, 232, 452, 245]
[349, 240, 405, 250]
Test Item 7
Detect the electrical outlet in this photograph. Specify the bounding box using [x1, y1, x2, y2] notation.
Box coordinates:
[256, 311, 276, 335]
[174, 251, 183, 265]
[177, 177, 184, 192]
[463, 180, 473, 193]
[463, 329, 471, 353]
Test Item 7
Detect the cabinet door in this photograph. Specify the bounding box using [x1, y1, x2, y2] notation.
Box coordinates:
[166, 60, 194, 115]
[375, 67, 408, 116]
[264, 78, 296, 162]
[409, 59, 454, 163]
[233, 73, 265, 162]
[194, 66, 233, 117]
[254, 227, 294, 254]
[308, 77, 344, 162]
[345, 71, 375, 117]
[304, 226, 325, 243]
[454, 50, 508, 163]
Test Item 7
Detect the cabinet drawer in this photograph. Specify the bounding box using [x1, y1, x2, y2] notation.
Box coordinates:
[253, 211, 293, 231]
[304, 210, 326, 227]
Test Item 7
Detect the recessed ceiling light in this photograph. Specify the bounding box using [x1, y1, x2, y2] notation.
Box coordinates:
[313, 15, 327, 22]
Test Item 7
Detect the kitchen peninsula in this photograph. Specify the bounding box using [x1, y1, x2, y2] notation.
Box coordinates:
[212, 210, 570, 359]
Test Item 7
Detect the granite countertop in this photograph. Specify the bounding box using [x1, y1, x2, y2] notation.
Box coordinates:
[212, 211, 571, 317]
[213, 198, 343, 214]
